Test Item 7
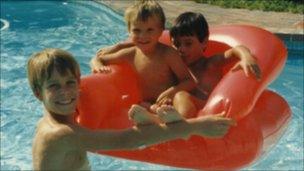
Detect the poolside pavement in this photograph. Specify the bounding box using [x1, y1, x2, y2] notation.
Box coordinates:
[96, 0, 303, 40]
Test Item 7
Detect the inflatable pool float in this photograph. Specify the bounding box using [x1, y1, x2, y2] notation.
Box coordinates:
[76, 25, 291, 170]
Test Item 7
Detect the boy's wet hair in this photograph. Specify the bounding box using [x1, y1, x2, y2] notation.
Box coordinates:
[170, 12, 209, 42]
[27, 48, 80, 95]
[125, 0, 165, 31]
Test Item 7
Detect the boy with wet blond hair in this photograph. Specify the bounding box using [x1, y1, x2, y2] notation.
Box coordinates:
[124, 0, 166, 31]
[29, 48, 235, 170]
[91, 0, 197, 121]
[27, 49, 81, 99]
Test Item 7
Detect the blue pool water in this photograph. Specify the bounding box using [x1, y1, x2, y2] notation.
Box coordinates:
[1, 1, 303, 170]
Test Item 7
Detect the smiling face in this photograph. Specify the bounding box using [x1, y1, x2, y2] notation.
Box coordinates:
[172, 35, 207, 65]
[129, 15, 163, 53]
[38, 69, 79, 116]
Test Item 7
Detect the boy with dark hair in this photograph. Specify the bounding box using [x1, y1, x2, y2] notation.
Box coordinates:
[169, 12, 261, 118]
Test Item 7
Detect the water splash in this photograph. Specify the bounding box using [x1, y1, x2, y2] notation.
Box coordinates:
[0, 18, 10, 31]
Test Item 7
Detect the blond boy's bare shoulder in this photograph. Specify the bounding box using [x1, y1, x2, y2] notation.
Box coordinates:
[158, 43, 179, 58]
[119, 46, 137, 59]
[36, 120, 76, 145]
[123, 46, 136, 52]
[33, 122, 80, 170]
[158, 42, 175, 52]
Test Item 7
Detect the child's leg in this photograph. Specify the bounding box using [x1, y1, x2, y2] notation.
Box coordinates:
[128, 104, 161, 125]
[173, 91, 205, 118]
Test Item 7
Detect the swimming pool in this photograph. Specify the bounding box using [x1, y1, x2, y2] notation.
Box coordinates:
[1, 1, 303, 170]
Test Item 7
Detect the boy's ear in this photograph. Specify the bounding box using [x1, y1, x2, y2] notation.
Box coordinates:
[34, 90, 43, 101]
[201, 37, 208, 51]
[202, 37, 208, 45]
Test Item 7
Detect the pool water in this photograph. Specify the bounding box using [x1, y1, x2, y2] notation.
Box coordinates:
[1, 1, 303, 170]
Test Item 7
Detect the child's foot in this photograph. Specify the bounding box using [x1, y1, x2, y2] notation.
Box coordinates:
[128, 105, 161, 125]
[150, 104, 159, 113]
[156, 105, 185, 123]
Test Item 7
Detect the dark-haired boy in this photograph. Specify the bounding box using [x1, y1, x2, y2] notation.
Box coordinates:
[168, 12, 261, 118]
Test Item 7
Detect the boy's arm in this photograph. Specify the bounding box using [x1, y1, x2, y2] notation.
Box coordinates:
[96, 42, 134, 56]
[210, 45, 261, 79]
[90, 46, 135, 73]
[156, 49, 197, 104]
[72, 113, 235, 151]
[225, 45, 261, 79]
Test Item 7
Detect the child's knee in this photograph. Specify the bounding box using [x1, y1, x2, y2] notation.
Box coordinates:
[174, 91, 191, 102]
[174, 91, 197, 118]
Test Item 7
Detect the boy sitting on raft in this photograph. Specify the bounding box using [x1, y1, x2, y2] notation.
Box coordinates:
[28, 48, 235, 170]
[90, 0, 196, 120]
[166, 12, 262, 119]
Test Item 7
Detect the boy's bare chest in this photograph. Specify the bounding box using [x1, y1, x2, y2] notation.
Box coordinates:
[133, 54, 171, 78]
[34, 135, 89, 170]
[133, 54, 174, 100]
[34, 121, 89, 170]
[63, 150, 89, 170]
[193, 64, 222, 93]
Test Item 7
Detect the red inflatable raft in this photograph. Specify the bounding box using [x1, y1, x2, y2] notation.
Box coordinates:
[76, 25, 291, 170]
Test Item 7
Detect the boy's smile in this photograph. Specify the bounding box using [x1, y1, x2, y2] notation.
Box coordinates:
[39, 69, 79, 116]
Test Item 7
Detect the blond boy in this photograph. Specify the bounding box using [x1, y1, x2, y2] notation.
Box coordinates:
[28, 48, 235, 170]
[91, 0, 196, 111]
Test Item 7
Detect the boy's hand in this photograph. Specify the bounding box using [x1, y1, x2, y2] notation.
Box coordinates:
[156, 97, 172, 106]
[150, 97, 172, 114]
[91, 60, 111, 74]
[231, 57, 261, 80]
[96, 41, 135, 58]
[156, 88, 175, 105]
[117, 41, 135, 49]
[96, 48, 105, 56]
[95, 66, 112, 74]
[195, 112, 236, 138]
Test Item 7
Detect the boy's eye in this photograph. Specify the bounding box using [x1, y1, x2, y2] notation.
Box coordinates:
[132, 29, 140, 34]
[147, 28, 154, 32]
[47, 83, 60, 90]
[67, 80, 76, 86]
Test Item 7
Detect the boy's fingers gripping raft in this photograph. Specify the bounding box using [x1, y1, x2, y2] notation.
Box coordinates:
[251, 64, 262, 80]
[231, 61, 262, 80]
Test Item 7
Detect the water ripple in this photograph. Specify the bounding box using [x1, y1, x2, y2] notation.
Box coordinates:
[0, 18, 10, 30]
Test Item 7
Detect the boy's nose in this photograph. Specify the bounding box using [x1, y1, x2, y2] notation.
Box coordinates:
[139, 31, 149, 38]
[59, 86, 72, 96]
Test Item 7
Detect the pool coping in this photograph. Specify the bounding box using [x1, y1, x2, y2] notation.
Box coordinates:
[95, 0, 304, 42]
[276, 33, 304, 42]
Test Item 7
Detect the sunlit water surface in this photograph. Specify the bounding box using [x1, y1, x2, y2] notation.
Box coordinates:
[1, 1, 303, 170]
